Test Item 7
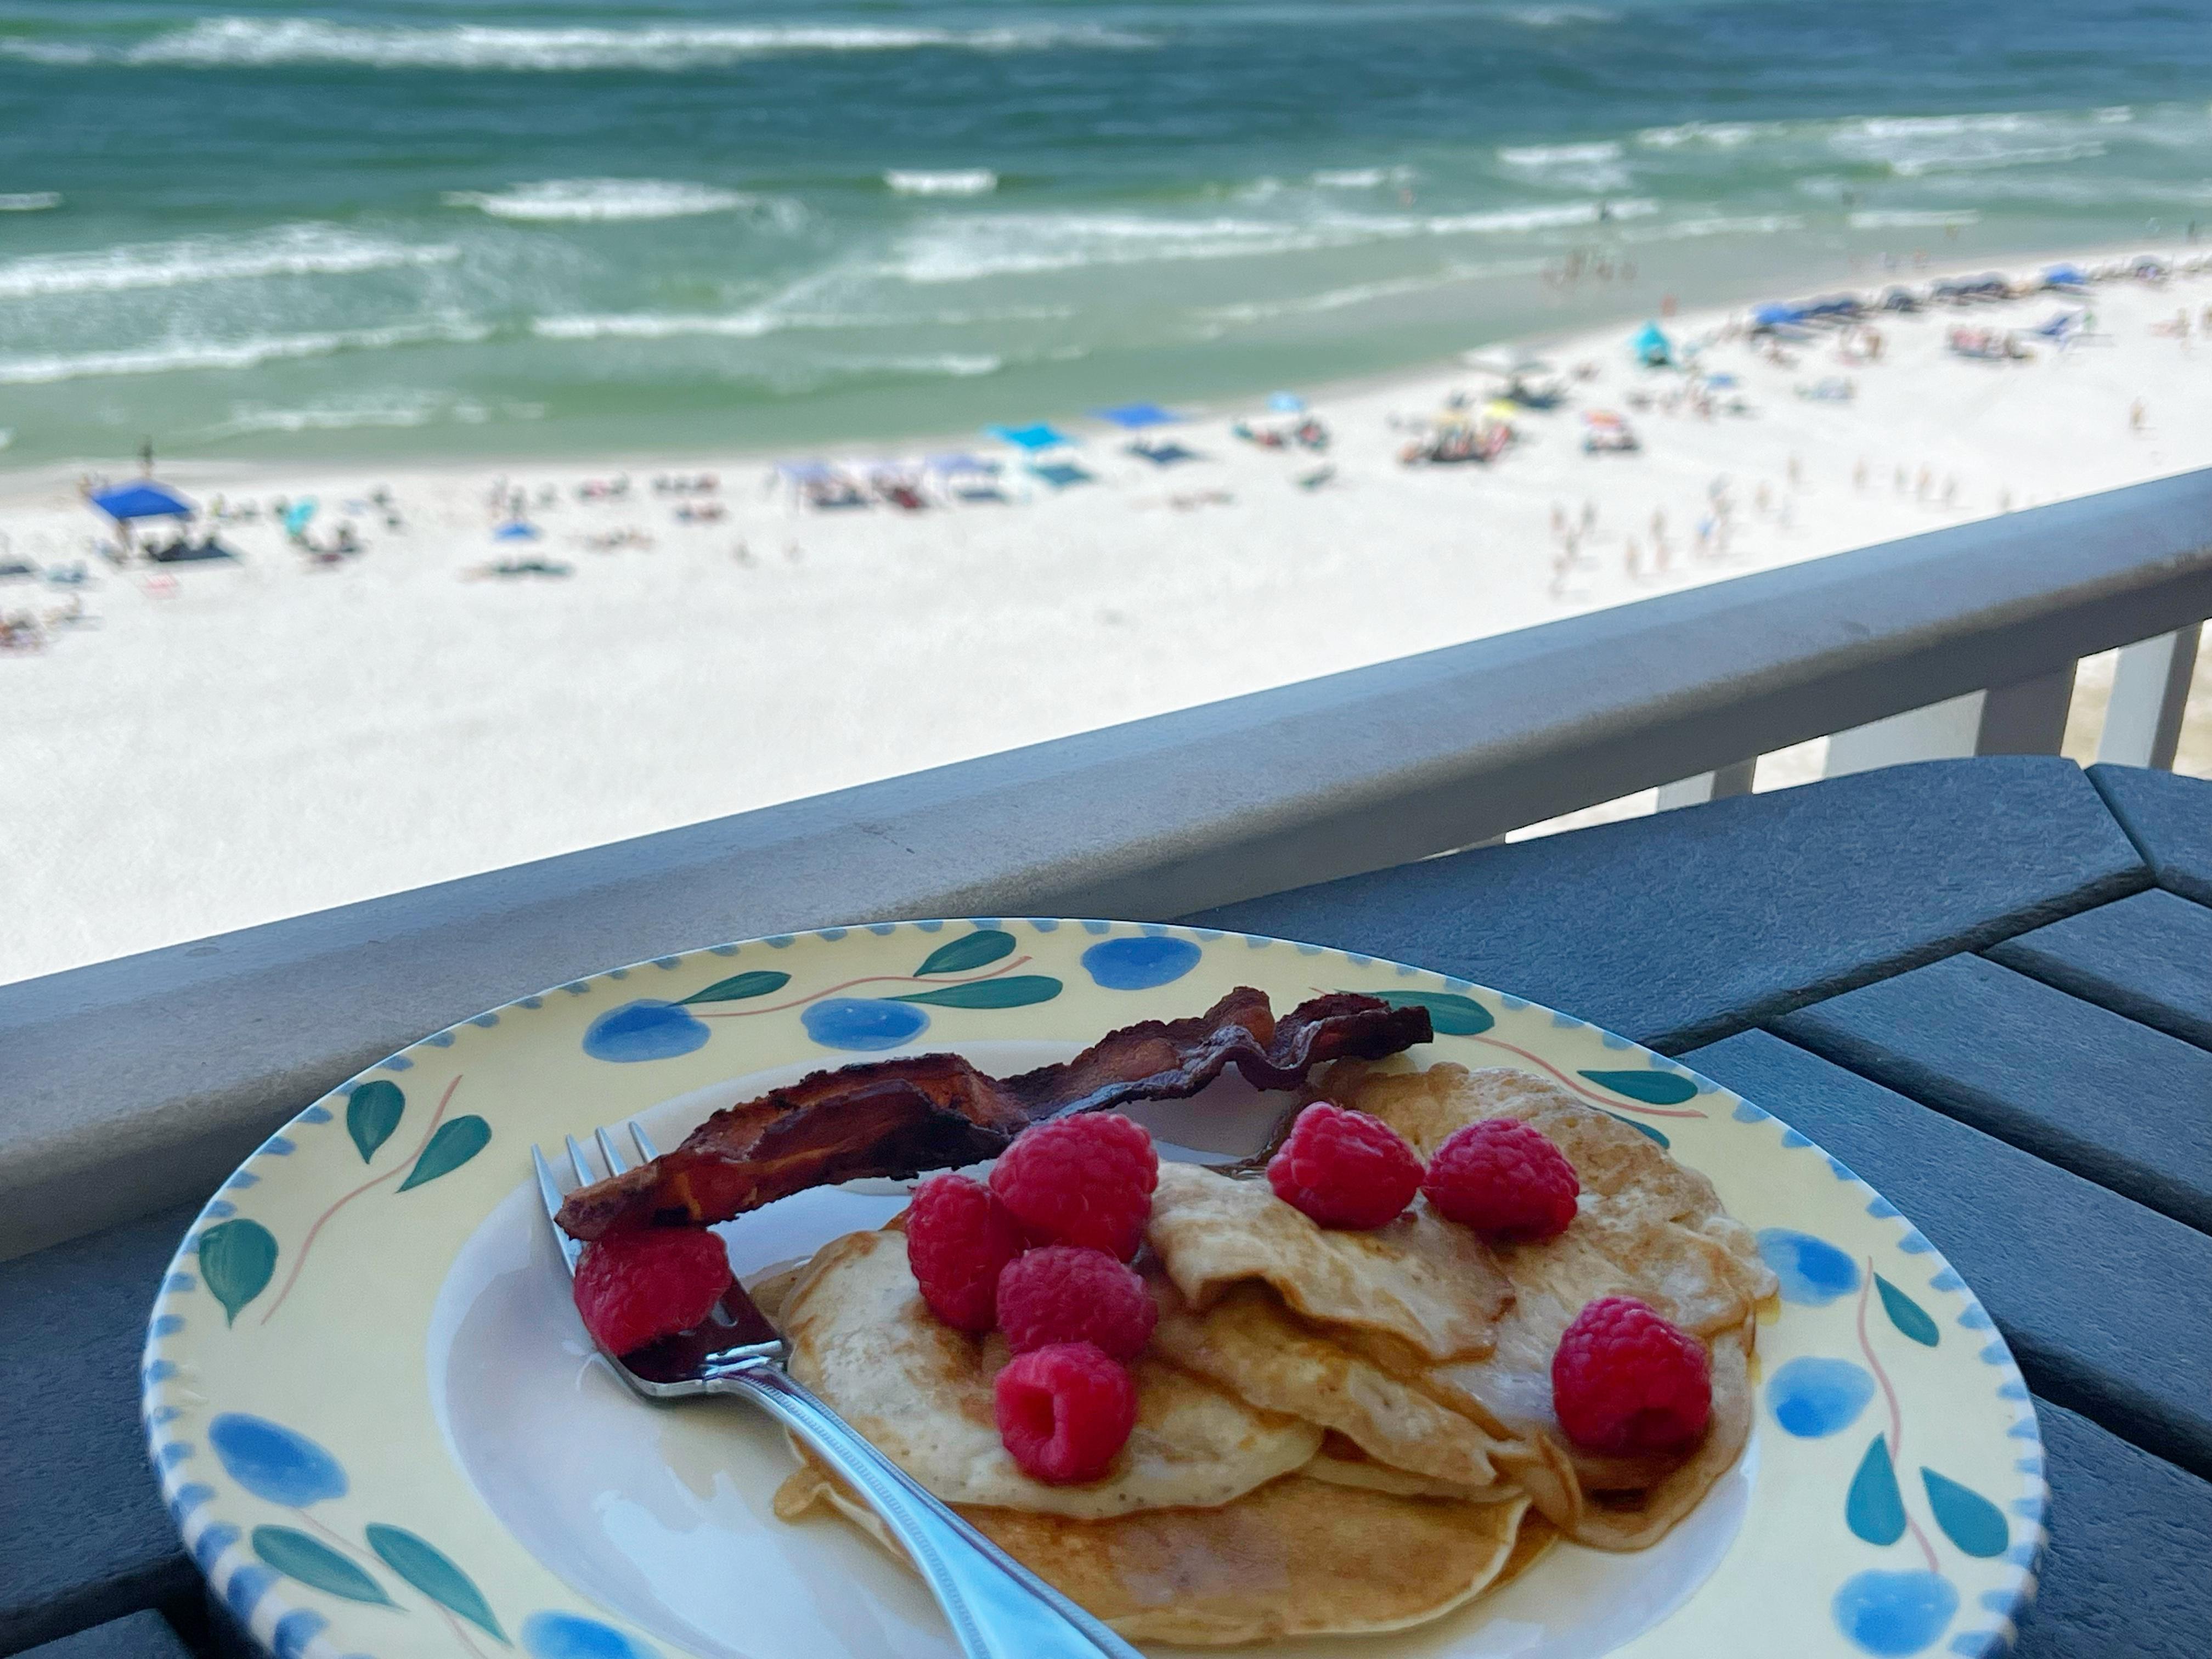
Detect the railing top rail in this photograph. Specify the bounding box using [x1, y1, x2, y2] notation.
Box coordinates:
[7, 466, 2212, 1257]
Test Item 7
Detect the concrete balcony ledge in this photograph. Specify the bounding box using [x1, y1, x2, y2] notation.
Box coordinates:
[5, 467, 2212, 1260]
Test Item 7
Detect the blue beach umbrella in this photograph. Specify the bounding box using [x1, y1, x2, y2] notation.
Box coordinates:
[1752, 302, 1808, 328]
[282, 499, 317, 538]
[493, 520, 540, 541]
[1266, 391, 1306, 414]
[90, 481, 194, 522]
[1093, 402, 1180, 430]
[985, 422, 1075, 452]
[1632, 322, 1673, 366]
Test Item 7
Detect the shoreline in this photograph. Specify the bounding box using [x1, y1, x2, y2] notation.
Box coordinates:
[0, 234, 2186, 499]
[7, 236, 2211, 986]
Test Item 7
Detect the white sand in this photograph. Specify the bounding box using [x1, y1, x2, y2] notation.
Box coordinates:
[7, 245, 2212, 986]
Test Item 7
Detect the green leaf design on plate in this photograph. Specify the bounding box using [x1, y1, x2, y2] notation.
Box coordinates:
[1921, 1468, 2009, 1558]
[892, 975, 1062, 1010]
[1578, 1068, 1700, 1106]
[197, 1218, 278, 1325]
[680, 970, 791, 1006]
[1600, 1109, 1671, 1148]
[252, 1526, 392, 1605]
[1846, 1434, 1906, 1546]
[916, 930, 1017, 977]
[1364, 990, 1494, 1036]
[1876, 1273, 1941, 1347]
[365, 1523, 509, 1642]
[346, 1080, 405, 1164]
[398, 1116, 491, 1192]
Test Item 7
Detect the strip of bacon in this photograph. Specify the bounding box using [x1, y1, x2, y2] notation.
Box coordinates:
[557, 988, 1431, 1239]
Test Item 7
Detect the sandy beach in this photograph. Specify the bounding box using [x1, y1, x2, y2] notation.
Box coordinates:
[6, 242, 2211, 987]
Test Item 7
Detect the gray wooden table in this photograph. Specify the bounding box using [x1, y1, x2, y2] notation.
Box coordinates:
[5, 756, 2207, 1658]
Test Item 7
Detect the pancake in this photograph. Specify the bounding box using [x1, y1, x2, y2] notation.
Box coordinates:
[1299, 1432, 1513, 1501]
[780, 1226, 1323, 1519]
[1322, 1062, 1777, 1549]
[1145, 1160, 1510, 1362]
[780, 1453, 1535, 1646]
[1148, 1275, 1520, 1492]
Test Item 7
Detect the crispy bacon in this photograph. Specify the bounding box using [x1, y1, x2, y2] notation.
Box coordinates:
[557, 988, 1431, 1240]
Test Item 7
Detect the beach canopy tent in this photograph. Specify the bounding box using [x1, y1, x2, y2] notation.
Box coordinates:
[985, 422, 1075, 452]
[926, 453, 996, 476]
[774, 460, 842, 483]
[1267, 391, 1306, 414]
[1632, 322, 1673, 366]
[1093, 403, 1179, 430]
[89, 481, 193, 522]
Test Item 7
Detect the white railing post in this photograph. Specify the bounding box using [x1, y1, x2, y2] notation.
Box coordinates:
[1656, 759, 1757, 810]
[1824, 692, 1985, 778]
[1975, 663, 2079, 755]
[2098, 624, 2202, 770]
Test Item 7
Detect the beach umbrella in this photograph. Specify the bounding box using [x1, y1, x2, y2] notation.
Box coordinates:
[774, 460, 838, 483]
[1751, 302, 1807, 328]
[493, 520, 540, 541]
[1092, 403, 1179, 430]
[2041, 264, 2087, 289]
[90, 481, 194, 523]
[283, 500, 318, 538]
[1266, 391, 1306, 414]
[984, 422, 1075, 452]
[926, 453, 996, 476]
[1632, 322, 1673, 366]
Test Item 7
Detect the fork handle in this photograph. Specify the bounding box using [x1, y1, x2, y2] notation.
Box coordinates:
[712, 1361, 1146, 1659]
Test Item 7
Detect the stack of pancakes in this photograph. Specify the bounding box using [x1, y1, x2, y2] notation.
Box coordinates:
[772, 1064, 1778, 1644]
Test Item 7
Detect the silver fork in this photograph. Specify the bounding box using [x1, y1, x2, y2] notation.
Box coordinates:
[534, 1121, 1144, 1659]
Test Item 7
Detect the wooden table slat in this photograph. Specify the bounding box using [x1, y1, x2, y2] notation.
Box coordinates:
[14, 1612, 195, 1659]
[1986, 888, 2212, 1053]
[2013, 1400, 2212, 1659]
[1186, 756, 2146, 1054]
[1771, 954, 2212, 1235]
[0, 1209, 198, 1655]
[1680, 1030, 2212, 1480]
[2088, 764, 2212, 909]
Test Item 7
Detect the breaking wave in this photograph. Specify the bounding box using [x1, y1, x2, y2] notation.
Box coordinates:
[444, 179, 760, 222]
[886, 170, 998, 197]
[0, 224, 455, 299]
[0, 192, 61, 212]
[0, 319, 490, 386]
[16, 16, 1152, 72]
[893, 198, 1655, 282]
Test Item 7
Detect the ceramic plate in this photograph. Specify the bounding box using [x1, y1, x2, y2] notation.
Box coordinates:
[142, 921, 2044, 1659]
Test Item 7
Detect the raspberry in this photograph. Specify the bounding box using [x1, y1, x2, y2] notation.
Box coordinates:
[1550, 1296, 1712, 1455]
[1265, 1101, 1422, 1229]
[989, 1114, 1158, 1261]
[994, 1341, 1138, 1484]
[1423, 1118, 1581, 1241]
[573, 1227, 732, 1356]
[997, 1246, 1158, 1361]
[906, 1173, 1028, 1331]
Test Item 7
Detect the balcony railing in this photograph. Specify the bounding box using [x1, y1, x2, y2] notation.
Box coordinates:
[5, 466, 2209, 1260]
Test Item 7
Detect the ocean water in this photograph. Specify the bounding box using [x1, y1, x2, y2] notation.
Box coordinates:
[2, 0, 2209, 468]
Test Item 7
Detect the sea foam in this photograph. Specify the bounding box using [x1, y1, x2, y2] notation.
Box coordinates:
[0, 193, 61, 212]
[0, 224, 455, 300]
[444, 180, 759, 222]
[100, 17, 1151, 71]
[886, 170, 998, 196]
[0, 319, 489, 386]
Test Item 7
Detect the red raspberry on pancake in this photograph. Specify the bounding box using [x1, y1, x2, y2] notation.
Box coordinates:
[990, 1114, 1159, 1261]
[996, 1245, 1158, 1361]
[1266, 1101, 1423, 1229]
[994, 1341, 1138, 1484]
[1551, 1296, 1712, 1455]
[906, 1172, 1028, 1331]
[1422, 1118, 1581, 1241]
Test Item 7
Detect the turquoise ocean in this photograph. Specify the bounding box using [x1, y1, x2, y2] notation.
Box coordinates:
[3, 0, 2210, 469]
